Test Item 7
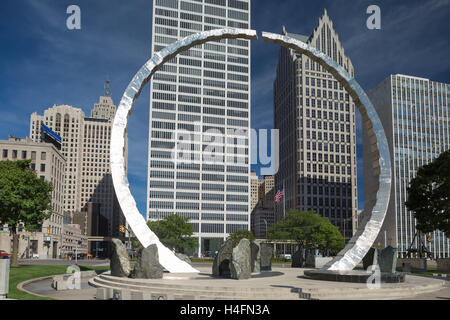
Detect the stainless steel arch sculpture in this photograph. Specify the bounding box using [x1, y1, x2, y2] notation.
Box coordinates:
[111, 28, 391, 273]
[262, 32, 392, 271]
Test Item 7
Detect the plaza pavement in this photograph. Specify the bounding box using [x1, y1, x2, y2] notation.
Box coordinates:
[18, 264, 450, 300]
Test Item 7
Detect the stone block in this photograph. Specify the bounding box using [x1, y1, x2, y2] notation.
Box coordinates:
[212, 238, 233, 277]
[231, 239, 251, 280]
[362, 247, 378, 270]
[378, 246, 398, 274]
[260, 244, 273, 272]
[110, 238, 131, 278]
[292, 249, 304, 268]
[251, 241, 260, 273]
[131, 244, 164, 279]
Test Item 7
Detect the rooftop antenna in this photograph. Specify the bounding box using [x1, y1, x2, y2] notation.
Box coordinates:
[105, 79, 111, 97]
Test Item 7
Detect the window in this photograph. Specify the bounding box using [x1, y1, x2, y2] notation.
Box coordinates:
[41, 152, 46, 160]
[21, 150, 27, 159]
[12, 150, 17, 158]
[2, 149, 7, 158]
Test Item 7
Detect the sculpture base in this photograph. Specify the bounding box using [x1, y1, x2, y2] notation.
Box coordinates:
[304, 269, 405, 283]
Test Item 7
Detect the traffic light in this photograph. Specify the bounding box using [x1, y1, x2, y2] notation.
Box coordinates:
[427, 235, 432, 243]
[119, 225, 125, 233]
[47, 227, 50, 235]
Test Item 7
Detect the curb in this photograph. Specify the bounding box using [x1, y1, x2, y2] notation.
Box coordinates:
[16, 270, 99, 299]
[409, 273, 450, 281]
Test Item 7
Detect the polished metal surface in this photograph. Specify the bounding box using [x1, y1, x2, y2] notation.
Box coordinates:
[111, 29, 258, 273]
[111, 28, 390, 273]
[262, 32, 392, 271]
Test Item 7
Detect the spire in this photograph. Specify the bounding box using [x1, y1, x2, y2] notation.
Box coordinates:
[323, 8, 328, 17]
[105, 80, 111, 97]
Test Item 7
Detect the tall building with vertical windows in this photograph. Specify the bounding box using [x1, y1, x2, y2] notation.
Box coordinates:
[148, 0, 251, 256]
[29, 83, 127, 240]
[273, 9, 358, 242]
[365, 74, 449, 258]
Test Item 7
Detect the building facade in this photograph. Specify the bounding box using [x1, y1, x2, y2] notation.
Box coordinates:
[365, 74, 449, 258]
[273, 9, 358, 242]
[29, 86, 127, 240]
[0, 136, 65, 259]
[61, 224, 88, 259]
[250, 173, 275, 239]
[148, 0, 252, 256]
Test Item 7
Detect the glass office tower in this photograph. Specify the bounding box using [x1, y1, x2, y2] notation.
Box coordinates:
[148, 0, 251, 257]
[366, 74, 449, 258]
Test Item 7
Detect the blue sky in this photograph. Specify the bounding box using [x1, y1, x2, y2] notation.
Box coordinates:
[0, 0, 449, 215]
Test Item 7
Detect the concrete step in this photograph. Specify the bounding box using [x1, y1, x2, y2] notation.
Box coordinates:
[97, 274, 299, 295]
[302, 282, 444, 300]
[89, 276, 301, 300]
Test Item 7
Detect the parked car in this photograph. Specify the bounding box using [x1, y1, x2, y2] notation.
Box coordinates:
[0, 250, 11, 259]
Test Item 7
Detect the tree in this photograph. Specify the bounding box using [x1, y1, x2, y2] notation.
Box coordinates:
[405, 149, 450, 235]
[147, 214, 197, 254]
[229, 230, 255, 247]
[0, 160, 53, 267]
[268, 210, 344, 255]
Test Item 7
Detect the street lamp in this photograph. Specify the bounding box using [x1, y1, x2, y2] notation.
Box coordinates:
[263, 219, 268, 240]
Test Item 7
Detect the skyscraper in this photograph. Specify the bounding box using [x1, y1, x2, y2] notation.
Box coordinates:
[148, 0, 251, 256]
[273, 9, 358, 242]
[29, 83, 127, 239]
[365, 74, 449, 258]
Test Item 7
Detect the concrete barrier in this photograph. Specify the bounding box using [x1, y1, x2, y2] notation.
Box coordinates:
[397, 258, 427, 272]
[305, 256, 333, 269]
[436, 259, 450, 273]
[96, 287, 113, 300]
[0, 259, 10, 299]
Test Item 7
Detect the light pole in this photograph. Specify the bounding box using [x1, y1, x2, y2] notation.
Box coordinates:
[75, 240, 77, 265]
[263, 219, 268, 240]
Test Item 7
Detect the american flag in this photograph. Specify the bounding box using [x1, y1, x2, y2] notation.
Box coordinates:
[275, 189, 284, 204]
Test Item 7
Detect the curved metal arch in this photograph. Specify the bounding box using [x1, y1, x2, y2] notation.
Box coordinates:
[111, 29, 257, 273]
[111, 28, 391, 273]
[262, 32, 391, 271]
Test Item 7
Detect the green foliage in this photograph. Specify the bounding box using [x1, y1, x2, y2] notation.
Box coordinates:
[268, 210, 344, 254]
[0, 160, 53, 267]
[0, 160, 53, 230]
[406, 150, 450, 235]
[131, 237, 143, 251]
[147, 214, 198, 253]
[229, 229, 255, 247]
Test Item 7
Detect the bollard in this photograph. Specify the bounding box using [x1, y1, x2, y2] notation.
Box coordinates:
[0, 259, 10, 300]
